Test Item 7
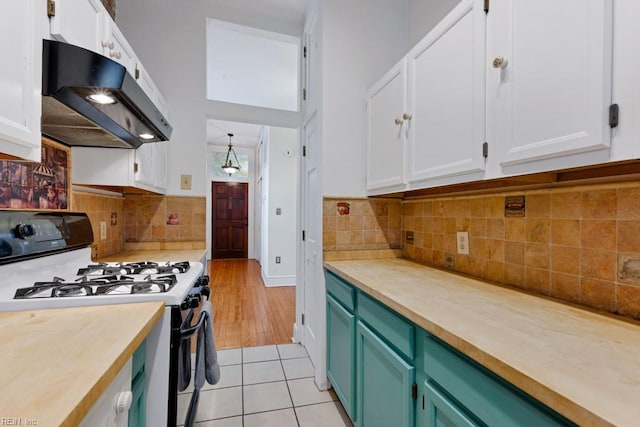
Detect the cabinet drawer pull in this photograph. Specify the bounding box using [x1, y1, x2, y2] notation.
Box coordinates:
[492, 56, 508, 69]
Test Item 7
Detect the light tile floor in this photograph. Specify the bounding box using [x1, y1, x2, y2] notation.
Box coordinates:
[177, 344, 353, 427]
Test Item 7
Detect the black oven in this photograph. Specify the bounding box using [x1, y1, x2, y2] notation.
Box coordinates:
[167, 275, 210, 427]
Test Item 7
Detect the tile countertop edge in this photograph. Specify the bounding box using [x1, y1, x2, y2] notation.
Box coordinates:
[323, 258, 640, 427]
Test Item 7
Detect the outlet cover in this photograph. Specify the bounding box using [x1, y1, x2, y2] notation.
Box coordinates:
[180, 174, 192, 190]
[100, 221, 107, 240]
[456, 231, 469, 255]
[275, 256, 281, 264]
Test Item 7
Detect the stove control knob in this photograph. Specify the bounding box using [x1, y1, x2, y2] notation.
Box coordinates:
[116, 390, 133, 414]
[14, 223, 35, 239]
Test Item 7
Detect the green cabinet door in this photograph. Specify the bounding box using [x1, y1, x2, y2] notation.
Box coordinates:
[327, 294, 357, 422]
[357, 320, 415, 427]
[129, 342, 146, 427]
[423, 380, 480, 427]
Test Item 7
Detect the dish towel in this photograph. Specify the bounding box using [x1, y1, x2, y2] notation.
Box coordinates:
[178, 325, 192, 392]
[194, 300, 221, 389]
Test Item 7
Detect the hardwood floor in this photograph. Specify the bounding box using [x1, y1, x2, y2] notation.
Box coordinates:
[207, 259, 296, 350]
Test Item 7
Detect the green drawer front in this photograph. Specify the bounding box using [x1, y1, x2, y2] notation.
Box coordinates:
[132, 340, 146, 380]
[422, 333, 575, 427]
[325, 270, 355, 311]
[358, 291, 415, 360]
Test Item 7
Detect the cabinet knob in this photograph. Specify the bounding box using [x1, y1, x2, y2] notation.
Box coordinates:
[394, 118, 404, 125]
[492, 56, 508, 69]
[101, 40, 109, 48]
[402, 113, 413, 121]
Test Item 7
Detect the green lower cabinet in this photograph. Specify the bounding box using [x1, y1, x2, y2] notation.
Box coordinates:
[417, 331, 575, 427]
[327, 294, 357, 422]
[356, 320, 415, 427]
[424, 380, 480, 427]
[129, 341, 147, 427]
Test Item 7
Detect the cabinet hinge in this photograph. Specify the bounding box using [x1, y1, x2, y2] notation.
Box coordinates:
[47, 0, 56, 17]
[609, 103, 619, 128]
[303, 45, 307, 59]
[133, 162, 139, 173]
[135, 68, 140, 80]
[303, 145, 307, 157]
[411, 383, 418, 399]
[301, 313, 305, 325]
[303, 88, 307, 101]
[484, 0, 489, 13]
[482, 142, 489, 158]
[302, 230, 306, 241]
[422, 394, 425, 410]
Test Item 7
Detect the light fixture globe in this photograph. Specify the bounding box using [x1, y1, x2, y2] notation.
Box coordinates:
[221, 133, 241, 176]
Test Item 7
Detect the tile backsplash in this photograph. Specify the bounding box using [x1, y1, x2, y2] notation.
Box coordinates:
[72, 191, 205, 258]
[400, 182, 640, 319]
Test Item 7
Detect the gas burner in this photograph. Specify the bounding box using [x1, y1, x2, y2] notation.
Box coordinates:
[95, 274, 178, 295]
[76, 261, 190, 276]
[54, 284, 93, 297]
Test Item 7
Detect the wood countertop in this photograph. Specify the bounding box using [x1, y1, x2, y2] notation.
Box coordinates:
[0, 302, 164, 427]
[97, 249, 207, 263]
[324, 258, 640, 427]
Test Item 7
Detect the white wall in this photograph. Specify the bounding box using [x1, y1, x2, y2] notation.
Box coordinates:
[408, 0, 462, 47]
[261, 127, 298, 286]
[319, 0, 410, 197]
[117, 1, 208, 197]
[206, 19, 300, 111]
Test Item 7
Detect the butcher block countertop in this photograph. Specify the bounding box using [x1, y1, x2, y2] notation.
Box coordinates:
[324, 258, 640, 427]
[0, 302, 164, 427]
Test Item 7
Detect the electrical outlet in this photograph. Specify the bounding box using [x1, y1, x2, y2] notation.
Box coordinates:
[100, 221, 107, 240]
[275, 256, 281, 264]
[456, 231, 469, 255]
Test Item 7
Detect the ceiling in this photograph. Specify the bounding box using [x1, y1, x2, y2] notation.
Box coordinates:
[206, 0, 308, 25]
[207, 119, 264, 148]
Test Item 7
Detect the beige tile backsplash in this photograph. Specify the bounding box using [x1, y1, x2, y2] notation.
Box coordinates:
[72, 191, 206, 258]
[323, 181, 640, 320]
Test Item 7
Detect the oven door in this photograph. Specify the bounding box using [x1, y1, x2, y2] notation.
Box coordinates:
[169, 276, 210, 427]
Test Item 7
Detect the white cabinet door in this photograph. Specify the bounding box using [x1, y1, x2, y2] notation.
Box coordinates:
[366, 59, 407, 194]
[487, 0, 613, 173]
[134, 143, 155, 187]
[102, 19, 136, 75]
[49, 0, 106, 52]
[0, 0, 43, 161]
[153, 142, 167, 190]
[135, 61, 170, 118]
[406, 0, 486, 187]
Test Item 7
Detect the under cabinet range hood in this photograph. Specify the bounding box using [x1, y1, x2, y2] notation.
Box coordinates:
[41, 39, 172, 149]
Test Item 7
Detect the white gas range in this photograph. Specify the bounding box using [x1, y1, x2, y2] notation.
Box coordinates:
[0, 210, 209, 427]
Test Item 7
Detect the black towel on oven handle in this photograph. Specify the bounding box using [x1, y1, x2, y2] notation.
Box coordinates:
[194, 300, 221, 388]
[178, 320, 192, 392]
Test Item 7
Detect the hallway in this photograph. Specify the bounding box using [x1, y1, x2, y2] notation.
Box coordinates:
[208, 259, 297, 349]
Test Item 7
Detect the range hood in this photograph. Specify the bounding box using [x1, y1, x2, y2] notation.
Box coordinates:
[42, 39, 172, 149]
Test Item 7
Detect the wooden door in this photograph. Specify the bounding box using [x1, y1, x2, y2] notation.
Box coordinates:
[212, 182, 248, 259]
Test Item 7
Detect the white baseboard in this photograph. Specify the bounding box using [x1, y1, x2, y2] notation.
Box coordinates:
[261, 273, 296, 287]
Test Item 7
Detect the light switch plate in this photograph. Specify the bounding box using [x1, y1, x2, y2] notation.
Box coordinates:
[181, 174, 192, 190]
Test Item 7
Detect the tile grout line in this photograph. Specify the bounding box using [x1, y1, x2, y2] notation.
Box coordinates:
[278, 345, 302, 427]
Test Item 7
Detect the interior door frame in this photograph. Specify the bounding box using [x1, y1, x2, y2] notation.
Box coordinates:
[206, 145, 256, 260]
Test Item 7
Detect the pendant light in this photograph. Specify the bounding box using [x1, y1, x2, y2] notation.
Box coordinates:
[221, 133, 241, 176]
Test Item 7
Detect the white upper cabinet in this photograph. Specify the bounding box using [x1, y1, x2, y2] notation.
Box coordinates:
[0, 0, 46, 161]
[487, 0, 613, 175]
[100, 17, 136, 75]
[406, 0, 486, 188]
[49, 0, 105, 52]
[366, 60, 408, 194]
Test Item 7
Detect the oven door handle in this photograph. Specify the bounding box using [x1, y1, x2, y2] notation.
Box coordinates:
[180, 310, 206, 340]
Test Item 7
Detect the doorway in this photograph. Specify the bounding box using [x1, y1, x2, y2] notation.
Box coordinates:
[212, 182, 249, 259]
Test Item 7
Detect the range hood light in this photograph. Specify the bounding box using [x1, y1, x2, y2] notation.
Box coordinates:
[139, 133, 155, 140]
[87, 93, 116, 105]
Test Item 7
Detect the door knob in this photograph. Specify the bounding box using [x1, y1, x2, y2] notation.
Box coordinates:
[492, 56, 508, 69]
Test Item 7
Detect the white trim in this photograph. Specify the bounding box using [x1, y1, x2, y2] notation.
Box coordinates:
[72, 185, 124, 197]
[261, 272, 296, 287]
